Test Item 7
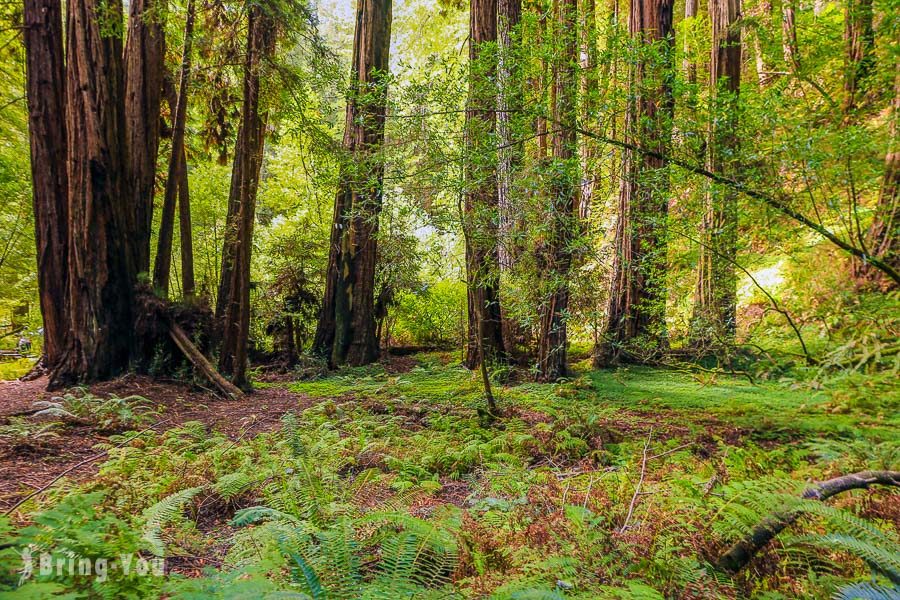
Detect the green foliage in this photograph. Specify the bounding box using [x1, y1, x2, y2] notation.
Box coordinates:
[31, 390, 157, 430]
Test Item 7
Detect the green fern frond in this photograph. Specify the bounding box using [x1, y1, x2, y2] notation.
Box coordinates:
[141, 486, 204, 556]
[833, 581, 899, 600]
[796, 534, 900, 582]
[214, 472, 254, 501]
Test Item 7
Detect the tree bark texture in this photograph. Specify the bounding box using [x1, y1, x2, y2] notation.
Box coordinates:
[124, 0, 166, 274]
[464, 0, 506, 369]
[217, 4, 273, 385]
[314, 0, 393, 367]
[594, 0, 674, 366]
[56, 0, 136, 384]
[153, 0, 195, 297]
[24, 0, 69, 372]
[841, 0, 874, 114]
[691, 0, 741, 348]
[535, 0, 578, 381]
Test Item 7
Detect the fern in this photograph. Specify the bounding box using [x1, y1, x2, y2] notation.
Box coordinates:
[214, 472, 254, 501]
[141, 486, 204, 556]
[833, 581, 900, 600]
[796, 534, 900, 583]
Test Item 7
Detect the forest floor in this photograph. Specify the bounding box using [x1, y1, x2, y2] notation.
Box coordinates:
[0, 352, 897, 598]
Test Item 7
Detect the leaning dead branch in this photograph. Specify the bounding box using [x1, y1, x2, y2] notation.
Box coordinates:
[716, 470, 900, 573]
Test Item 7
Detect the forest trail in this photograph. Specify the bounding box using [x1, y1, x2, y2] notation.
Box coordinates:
[0, 375, 315, 513]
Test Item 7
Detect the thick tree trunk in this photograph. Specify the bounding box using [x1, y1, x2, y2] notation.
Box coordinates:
[464, 0, 506, 369]
[56, 0, 136, 384]
[152, 0, 195, 297]
[841, 0, 874, 114]
[314, 0, 393, 367]
[24, 0, 69, 372]
[535, 0, 578, 381]
[691, 0, 741, 349]
[124, 0, 166, 275]
[217, 4, 273, 385]
[594, 0, 674, 366]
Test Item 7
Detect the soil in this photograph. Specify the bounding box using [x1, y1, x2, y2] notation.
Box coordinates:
[0, 374, 315, 515]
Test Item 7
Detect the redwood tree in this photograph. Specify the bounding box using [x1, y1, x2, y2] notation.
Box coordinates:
[217, 3, 274, 385]
[153, 0, 195, 297]
[464, 0, 506, 369]
[535, 0, 578, 381]
[313, 0, 393, 367]
[24, 0, 69, 371]
[56, 0, 136, 384]
[124, 0, 166, 274]
[691, 0, 741, 347]
[594, 0, 674, 366]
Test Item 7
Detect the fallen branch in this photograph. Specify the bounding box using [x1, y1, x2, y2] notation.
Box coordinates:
[716, 470, 900, 573]
[620, 429, 653, 533]
[168, 321, 243, 400]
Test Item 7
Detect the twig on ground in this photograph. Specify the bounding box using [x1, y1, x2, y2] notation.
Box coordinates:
[3, 419, 171, 517]
[620, 428, 653, 533]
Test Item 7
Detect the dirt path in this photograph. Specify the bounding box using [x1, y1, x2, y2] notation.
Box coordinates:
[0, 375, 313, 514]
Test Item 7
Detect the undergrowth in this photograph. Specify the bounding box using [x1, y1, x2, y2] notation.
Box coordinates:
[0, 354, 896, 598]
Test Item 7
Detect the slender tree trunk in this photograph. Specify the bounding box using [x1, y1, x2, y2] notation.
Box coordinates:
[691, 0, 741, 349]
[152, 0, 195, 297]
[535, 0, 578, 381]
[753, 0, 774, 85]
[683, 0, 698, 85]
[841, 0, 874, 114]
[314, 0, 393, 367]
[853, 64, 899, 287]
[124, 0, 166, 275]
[217, 4, 273, 385]
[497, 0, 524, 356]
[594, 0, 674, 366]
[178, 146, 196, 300]
[24, 0, 69, 372]
[465, 0, 506, 369]
[782, 0, 799, 72]
[56, 0, 135, 384]
[578, 0, 599, 223]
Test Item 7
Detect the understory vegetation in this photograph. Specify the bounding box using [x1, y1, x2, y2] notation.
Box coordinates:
[1, 353, 897, 598]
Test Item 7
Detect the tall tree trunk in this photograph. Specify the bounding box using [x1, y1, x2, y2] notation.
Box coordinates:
[314, 0, 392, 367]
[217, 4, 273, 385]
[124, 0, 166, 275]
[497, 0, 524, 356]
[782, 0, 799, 72]
[691, 0, 741, 348]
[753, 0, 774, 85]
[178, 146, 196, 300]
[841, 0, 874, 114]
[464, 0, 506, 369]
[152, 0, 195, 297]
[683, 0, 698, 85]
[578, 0, 599, 222]
[24, 0, 69, 371]
[535, 0, 578, 381]
[56, 0, 135, 384]
[853, 64, 899, 287]
[594, 0, 674, 366]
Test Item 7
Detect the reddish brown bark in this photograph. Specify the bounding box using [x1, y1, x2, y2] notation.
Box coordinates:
[125, 0, 166, 274]
[691, 0, 741, 347]
[217, 4, 274, 385]
[841, 0, 874, 114]
[594, 0, 674, 366]
[535, 0, 578, 381]
[314, 0, 393, 367]
[152, 0, 195, 297]
[56, 0, 136, 384]
[464, 0, 506, 369]
[24, 0, 69, 371]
